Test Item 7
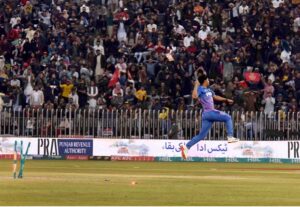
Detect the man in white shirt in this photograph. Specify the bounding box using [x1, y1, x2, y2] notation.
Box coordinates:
[198, 25, 210, 40]
[80, 4, 90, 13]
[68, 89, 79, 109]
[272, 0, 284, 9]
[262, 92, 275, 118]
[87, 81, 98, 109]
[10, 17, 21, 28]
[88, 97, 97, 109]
[87, 81, 99, 99]
[238, 1, 249, 15]
[38, 11, 51, 26]
[183, 33, 194, 48]
[10, 76, 21, 88]
[280, 49, 291, 63]
[30, 86, 44, 108]
[147, 19, 157, 33]
[24, 25, 36, 42]
[173, 23, 185, 35]
[294, 17, 300, 32]
[229, 2, 239, 18]
[93, 40, 105, 56]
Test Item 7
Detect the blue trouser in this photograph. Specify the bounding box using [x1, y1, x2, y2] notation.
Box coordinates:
[186, 110, 234, 149]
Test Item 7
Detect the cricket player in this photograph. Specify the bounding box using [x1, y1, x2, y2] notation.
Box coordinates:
[180, 71, 239, 159]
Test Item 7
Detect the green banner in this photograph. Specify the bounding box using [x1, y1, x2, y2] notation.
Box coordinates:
[29, 155, 300, 164]
[155, 157, 300, 164]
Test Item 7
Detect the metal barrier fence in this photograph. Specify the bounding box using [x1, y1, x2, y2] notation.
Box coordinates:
[0, 108, 299, 140]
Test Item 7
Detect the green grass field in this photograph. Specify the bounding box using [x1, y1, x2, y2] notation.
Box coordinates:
[1, 160, 300, 206]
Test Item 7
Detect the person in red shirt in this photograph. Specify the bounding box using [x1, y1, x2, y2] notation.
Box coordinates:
[186, 41, 197, 54]
[154, 40, 166, 54]
[20, 0, 29, 6]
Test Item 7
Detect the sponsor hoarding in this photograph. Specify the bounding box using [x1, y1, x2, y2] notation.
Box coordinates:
[92, 139, 287, 159]
[0, 137, 93, 157]
[1, 137, 300, 163]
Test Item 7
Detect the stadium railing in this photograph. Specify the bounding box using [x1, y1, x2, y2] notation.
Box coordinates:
[0, 108, 299, 140]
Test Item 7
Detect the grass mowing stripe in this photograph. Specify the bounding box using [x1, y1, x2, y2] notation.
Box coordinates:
[1, 160, 300, 205]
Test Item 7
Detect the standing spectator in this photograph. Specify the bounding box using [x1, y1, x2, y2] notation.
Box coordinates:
[223, 56, 234, 82]
[262, 77, 275, 99]
[60, 80, 74, 103]
[30, 85, 44, 108]
[239, 1, 249, 16]
[198, 25, 210, 40]
[0, 0, 298, 115]
[87, 80, 98, 104]
[69, 88, 79, 109]
[93, 49, 106, 81]
[243, 91, 258, 112]
[262, 92, 275, 118]
[93, 40, 105, 56]
[23, 68, 34, 104]
[117, 21, 127, 43]
[77, 78, 88, 108]
[147, 19, 157, 33]
[183, 32, 194, 48]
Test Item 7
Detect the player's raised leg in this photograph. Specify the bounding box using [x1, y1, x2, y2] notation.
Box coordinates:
[209, 110, 239, 143]
[180, 118, 213, 159]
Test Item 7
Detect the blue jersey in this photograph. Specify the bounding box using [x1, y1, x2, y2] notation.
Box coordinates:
[197, 86, 215, 112]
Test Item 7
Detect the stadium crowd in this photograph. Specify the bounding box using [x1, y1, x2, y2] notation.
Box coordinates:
[0, 0, 299, 116]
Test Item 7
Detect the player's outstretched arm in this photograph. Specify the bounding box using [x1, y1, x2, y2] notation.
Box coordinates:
[192, 80, 200, 99]
[213, 95, 234, 104]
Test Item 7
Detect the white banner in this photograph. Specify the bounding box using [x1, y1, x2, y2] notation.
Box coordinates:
[0, 137, 37, 155]
[0, 137, 93, 157]
[93, 139, 294, 159]
[1, 137, 300, 159]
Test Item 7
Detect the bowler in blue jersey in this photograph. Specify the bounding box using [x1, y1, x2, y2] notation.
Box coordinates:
[180, 72, 239, 159]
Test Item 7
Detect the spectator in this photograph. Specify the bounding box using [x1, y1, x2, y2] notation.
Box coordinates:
[135, 86, 147, 102]
[60, 80, 74, 103]
[0, 93, 4, 111]
[183, 32, 194, 48]
[30, 85, 44, 108]
[0, 0, 298, 114]
[94, 49, 106, 81]
[198, 25, 210, 41]
[262, 77, 275, 99]
[87, 80, 98, 107]
[10, 75, 20, 88]
[111, 82, 123, 107]
[125, 82, 136, 102]
[69, 88, 79, 109]
[147, 19, 157, 33]
[66, 98, 77, 111]
[238, 1, 250, 16]
[93, 40, 105, 56]
[262, 92, 276, 118]
[96, 95, 107, 110]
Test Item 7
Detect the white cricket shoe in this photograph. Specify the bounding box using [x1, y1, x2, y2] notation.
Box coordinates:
[227, 136, 239, 143]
